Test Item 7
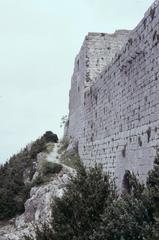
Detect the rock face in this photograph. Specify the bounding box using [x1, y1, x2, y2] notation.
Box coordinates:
[0, 144, 75, 240]
[65, 0, 159, 189]
[19, 165, 74, 225]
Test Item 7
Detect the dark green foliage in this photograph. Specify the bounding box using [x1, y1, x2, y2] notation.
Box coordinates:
[122, 170, 145, 199]
[32, 162, 63, 187]
[28, 163, 114, 240]
[43, 131, 58, 143]
[0, 154, 32, 220]
[51, 164, 114, 240]
[0, 131, 58, 220]
[151, 220, 159, 240]
[29, 131, 58, 159]
[92, 174, 152, 240]
[147, 152, 159, 239]
[92, 196, 152, 240]
[24, 154, 159, 240]
[42, 162, 62, 175]
[32, 175, 44, 186]
[0, 189, 17, 220]
[147, 153, 159, 216]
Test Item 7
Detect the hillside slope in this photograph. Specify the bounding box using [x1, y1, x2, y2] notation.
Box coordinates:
[0, 131, 58, 221]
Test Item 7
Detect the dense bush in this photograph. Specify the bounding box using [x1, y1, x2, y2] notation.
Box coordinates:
[26, 163, 114, 240]
[41, 161, 62, 175]
[26, 153, 159, 240]
[51, 164, 114, 240]
[147, 153, 159, 239]
[92, 185, 152, 240]
[43, 131, 58, 143]
[0, 131, 58, 220]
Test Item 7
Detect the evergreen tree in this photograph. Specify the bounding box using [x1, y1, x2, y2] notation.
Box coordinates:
[30, 163, 114, 240]
[147, 152, 159, 216]
[91, 172, 152, 240]
[147, 152, 159, 239]
[25, 159, 159, 240]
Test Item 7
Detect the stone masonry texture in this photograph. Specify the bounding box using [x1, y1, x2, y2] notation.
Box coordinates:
[66, 0, 159, 189]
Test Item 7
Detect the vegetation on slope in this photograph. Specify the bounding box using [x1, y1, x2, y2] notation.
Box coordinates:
[58, 137, 81, 169]
[0, 131, 58, 220]
[26, 153, 159, 240]
[32, 160, 63, 187]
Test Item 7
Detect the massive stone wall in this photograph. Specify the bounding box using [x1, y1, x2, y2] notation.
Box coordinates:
[66, 0, 159, 189]
[67, 30, 130, 142]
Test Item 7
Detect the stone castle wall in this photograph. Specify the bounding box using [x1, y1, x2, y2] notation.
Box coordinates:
[66, 0, 159, 188]
[67, 30, 130, 142]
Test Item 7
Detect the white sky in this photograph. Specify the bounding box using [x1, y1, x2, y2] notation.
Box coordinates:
[0, 0, 155, 163]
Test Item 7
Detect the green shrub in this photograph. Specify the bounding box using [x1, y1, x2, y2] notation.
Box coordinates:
[147, 152, 159, 215]
[147, 152, 159, 239]
[32, 175, 45, 186]
[41, 161, 62, 175]
[26, 163, 114, 240]
[32, 161, 63, 187]
[92, 193, 152, 240]
[43, 131, 58, 143]
[25, 153, 159, 240]
[151, 219, 159, 240]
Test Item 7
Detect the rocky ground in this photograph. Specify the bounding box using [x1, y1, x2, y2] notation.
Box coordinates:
[0, 143, 75, 240]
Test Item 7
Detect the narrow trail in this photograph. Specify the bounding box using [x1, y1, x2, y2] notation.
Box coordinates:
[47, 143, 60, 163]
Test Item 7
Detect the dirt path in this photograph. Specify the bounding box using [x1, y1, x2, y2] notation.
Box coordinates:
[47, 143, 60, 163]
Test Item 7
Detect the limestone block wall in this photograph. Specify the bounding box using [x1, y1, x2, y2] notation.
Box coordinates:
[66, 30, 130, 142]
[66, 0, 159, 189]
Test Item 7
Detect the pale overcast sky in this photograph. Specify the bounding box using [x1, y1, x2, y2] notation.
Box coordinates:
[0, 0, 154, 163]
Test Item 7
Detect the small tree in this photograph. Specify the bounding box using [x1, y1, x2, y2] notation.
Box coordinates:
[60, 115, 68, 128]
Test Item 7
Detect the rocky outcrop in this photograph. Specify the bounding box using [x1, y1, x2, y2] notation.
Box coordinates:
[0, 143, 76, 240]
